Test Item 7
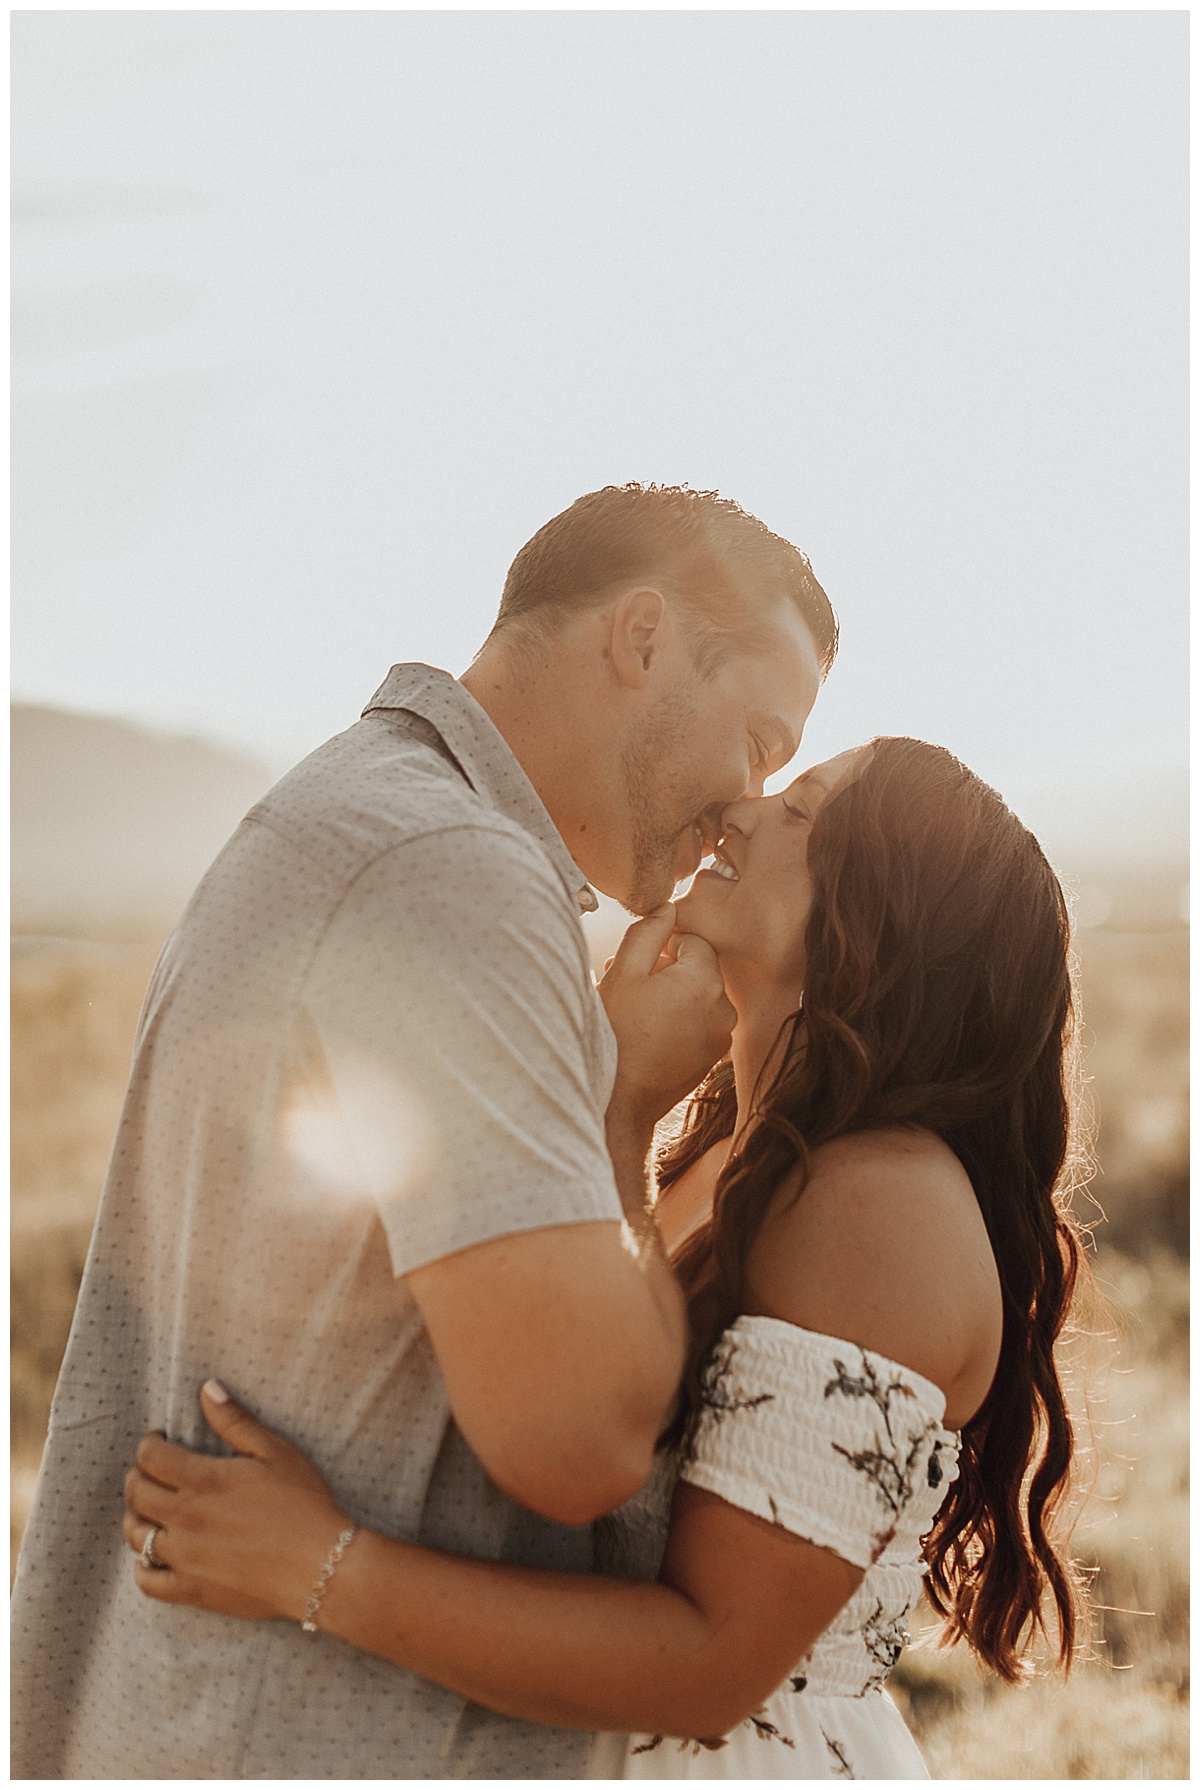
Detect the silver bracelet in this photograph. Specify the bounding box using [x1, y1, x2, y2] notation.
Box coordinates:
[301, 1524, 358, 1633]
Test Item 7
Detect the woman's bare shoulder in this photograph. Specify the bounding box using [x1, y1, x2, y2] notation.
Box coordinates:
[742, 1127, 1002, 1406]
[766, 1125, 982, 1245]
[808, 1122, 968, 1175]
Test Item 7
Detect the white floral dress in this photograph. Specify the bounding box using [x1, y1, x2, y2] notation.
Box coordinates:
[594, 1316, 960, 1780]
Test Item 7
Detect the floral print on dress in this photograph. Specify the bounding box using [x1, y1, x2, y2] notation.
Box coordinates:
[697, 1333, 776, 1423]
[630, 1711, 796, 1760]
[746, 1712, 795, 1748]
[629, 1733, 728, 1758]
[822, 1728, 855, 1777]
[824, 1349, 944, 1562]
[823, 1355, 920, 1442]
[620, 1320, 961, 1769]
[860, 1601, 910, 1692]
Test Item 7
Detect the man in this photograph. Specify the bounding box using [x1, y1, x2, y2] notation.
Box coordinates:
[11, 484, 836, 1778]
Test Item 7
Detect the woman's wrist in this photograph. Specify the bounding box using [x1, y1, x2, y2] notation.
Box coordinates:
[309, 1524, 395, 1650]
[267, 1498, 361, 1627]
[300, 1522, 360, 1631]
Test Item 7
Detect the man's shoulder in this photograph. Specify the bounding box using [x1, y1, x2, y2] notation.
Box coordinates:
[250, 718, 580, 944]
[322, 819, 585, 972]
[169, 710, 585, 977]
[259, 710, 480, 838]
[244, 711, 550, 891]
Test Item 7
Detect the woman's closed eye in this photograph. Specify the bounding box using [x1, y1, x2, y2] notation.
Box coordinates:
[781, 794, 811, 823]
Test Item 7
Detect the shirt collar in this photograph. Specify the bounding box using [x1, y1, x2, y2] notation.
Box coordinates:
[363, 663, 600, 915]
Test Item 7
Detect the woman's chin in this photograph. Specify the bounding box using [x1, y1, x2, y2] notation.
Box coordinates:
[672, 885, 723, 945]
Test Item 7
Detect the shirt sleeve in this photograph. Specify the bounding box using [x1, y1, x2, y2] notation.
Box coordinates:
[299, 821, 623, 1277]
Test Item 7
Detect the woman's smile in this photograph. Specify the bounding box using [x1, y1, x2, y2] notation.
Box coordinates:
[677, 744, 871, 991]
[698, 843, 740, 884]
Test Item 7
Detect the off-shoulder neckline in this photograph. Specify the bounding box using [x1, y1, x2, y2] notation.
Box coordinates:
[726, 1312, 955, 1427]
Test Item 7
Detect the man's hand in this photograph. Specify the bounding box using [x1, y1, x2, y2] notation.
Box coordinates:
[599, 904, 736, 1129]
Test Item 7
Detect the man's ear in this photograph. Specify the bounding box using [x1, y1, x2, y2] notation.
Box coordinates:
[609, 587, 670, 690]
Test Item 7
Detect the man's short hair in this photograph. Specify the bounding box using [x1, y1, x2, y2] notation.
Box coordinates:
[492, 484, 838, 678]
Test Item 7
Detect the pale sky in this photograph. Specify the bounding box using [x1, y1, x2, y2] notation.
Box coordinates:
[12, 11, 1188, 826]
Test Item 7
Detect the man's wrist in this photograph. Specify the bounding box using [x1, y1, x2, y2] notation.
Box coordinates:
[605, 1075, 665, 1143]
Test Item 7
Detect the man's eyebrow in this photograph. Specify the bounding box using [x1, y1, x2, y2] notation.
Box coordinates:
[757, 716, 801, 765]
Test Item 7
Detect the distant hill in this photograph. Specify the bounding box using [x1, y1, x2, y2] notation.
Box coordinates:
[999, 760, 1187, 934]
[11, 703, 1188, 947]
[12, 704, 276, 940]
[1001, 760, 1187, 876]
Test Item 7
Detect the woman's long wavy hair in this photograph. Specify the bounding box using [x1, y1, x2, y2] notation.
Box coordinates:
[659, 737, 1091, 1683]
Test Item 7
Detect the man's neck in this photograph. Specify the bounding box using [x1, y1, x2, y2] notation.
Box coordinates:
[460, 636, 622, 891]
[461, 646, 574, 830]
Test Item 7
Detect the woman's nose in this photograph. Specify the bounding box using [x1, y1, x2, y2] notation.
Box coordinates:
[719, 794, 761, 837]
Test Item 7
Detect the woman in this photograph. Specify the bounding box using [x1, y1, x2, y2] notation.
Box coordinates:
[123, 738, 1090, 1778]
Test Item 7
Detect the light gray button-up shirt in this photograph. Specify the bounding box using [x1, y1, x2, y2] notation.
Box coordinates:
[11, 665, 631, 1780]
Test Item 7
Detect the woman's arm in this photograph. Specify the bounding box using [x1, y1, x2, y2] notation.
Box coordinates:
[125, 1385, 861, 1740]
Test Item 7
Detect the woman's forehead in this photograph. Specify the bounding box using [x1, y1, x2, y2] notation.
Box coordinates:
[786, 743, 872, 799]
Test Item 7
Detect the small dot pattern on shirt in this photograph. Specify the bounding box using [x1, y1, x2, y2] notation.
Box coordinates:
[12, 665, 622, 1780]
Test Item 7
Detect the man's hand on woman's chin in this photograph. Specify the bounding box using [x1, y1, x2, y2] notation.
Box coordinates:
[600, 903, 735, 1129]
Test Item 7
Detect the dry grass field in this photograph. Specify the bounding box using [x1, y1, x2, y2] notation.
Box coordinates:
[11, 934, 162, 1521]
[10, 916, 1189, 1777]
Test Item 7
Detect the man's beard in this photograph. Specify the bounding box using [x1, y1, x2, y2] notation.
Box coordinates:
[620, 687, 704, 915]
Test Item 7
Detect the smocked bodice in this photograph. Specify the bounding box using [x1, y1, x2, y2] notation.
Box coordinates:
[595, 1315, 960, 1702]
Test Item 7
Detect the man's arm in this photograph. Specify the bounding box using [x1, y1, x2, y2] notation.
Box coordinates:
[305, 837, 732, 1528]
[408, 905, 736, 1527]
[407, 1221, 677, 1525]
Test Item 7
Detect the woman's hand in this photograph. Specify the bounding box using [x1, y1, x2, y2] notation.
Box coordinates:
[122, 1381, 353, 1624]
[123, 1391, 862, 1739]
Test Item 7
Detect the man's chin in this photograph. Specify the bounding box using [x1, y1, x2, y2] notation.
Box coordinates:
[624, 885, 675, 919]
[655, 845, 707, 908]
[625, 838, 704, 915]
[622, 864, 685, 917]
